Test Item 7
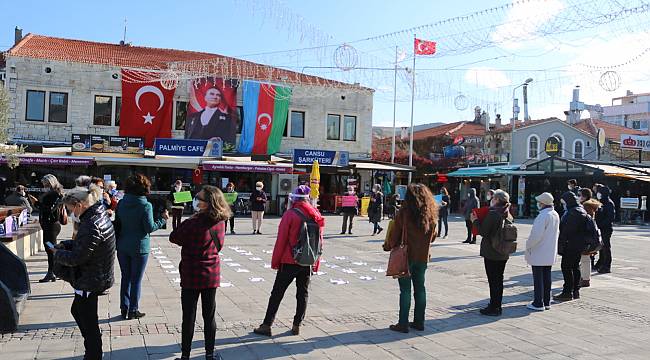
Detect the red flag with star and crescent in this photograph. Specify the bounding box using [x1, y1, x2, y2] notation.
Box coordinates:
[414, 38, 437, 55]
[119, 69, 176, 147]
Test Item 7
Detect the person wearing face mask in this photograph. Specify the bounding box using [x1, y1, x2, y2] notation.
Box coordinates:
[223, 182, 238, 234]
[567, 179, 580, 197]
[462, 188, 479, 244]
[594, 185, 615, 274]
[5, 184, 33, 215]
[438, 187, 450, 238]
[35, 174, 65, 283]
[114, 174, 169, 320]
[368, 184, 384, 235]
[170, 185, 231, 360]
[251, 181, 268, 234]
[168, 180, 186, 231]
[524, 193, 559, 311]
[485, 189, 495, 206]
[581, 198, 602, 288]
[52, 185, 115, 360]
[340, 186, 359, 235]
[554, 192, 590, 302]
[471, 189, 513, 316]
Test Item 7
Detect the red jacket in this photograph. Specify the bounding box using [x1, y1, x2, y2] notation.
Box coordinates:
[169, 213, 225, 289]
[271, 201, 325, 272]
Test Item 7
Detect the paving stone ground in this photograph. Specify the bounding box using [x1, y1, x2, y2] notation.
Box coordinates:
[2, 213, 650, 359]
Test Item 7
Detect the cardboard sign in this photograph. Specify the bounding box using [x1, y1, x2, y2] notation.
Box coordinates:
[173, 191, 193, 204]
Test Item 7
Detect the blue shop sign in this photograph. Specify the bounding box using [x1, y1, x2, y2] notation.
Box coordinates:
[293, 149, 349, 166]
[155, 138, 223, 157]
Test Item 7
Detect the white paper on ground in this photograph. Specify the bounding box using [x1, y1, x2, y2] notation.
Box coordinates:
[320, 259, 327, 263]
[154, 255, 167, 259]
[262, 250, 273, 254]
[352, 262, 367, 266]
[151, 251, 163, 255]
[326, 264, 340, 269]
[249, 277, 265, 282]
[249, 257, 262, 261]
[158, 260, 172, 264]
[370, 268, 386, 273]
[221, 282, 233, 288]
[242, 252, 253, 256]
[263, 263, 272, 269]
[150, 247, 160, 251]
[161, 264, 175, 269]
[334, 256, 347, 260]
[222, 258, 233, 262]
[226, 263, 241, 267]
[359, 276, 375, 281]
[165, 270, 179, 274]
[235, 249, 247, 253]
[235, 268, 250, 273]
[228, 246, 239, 251]
[329, 278, 349, 285]
[314, 271, 327, 276]
[341, 268, 357, 274]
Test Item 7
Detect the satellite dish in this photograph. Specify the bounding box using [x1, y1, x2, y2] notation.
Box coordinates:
[597, 128, 606, 148]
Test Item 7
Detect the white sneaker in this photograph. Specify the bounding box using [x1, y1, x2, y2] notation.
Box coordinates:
[544, 305, 551, 310]
[526, 303, 545, 311]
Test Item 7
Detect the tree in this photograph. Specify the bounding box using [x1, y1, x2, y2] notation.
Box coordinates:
[0, 87, 23, 168]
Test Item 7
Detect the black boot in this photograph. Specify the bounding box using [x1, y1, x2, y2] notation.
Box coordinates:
[38, 273, 56, 283]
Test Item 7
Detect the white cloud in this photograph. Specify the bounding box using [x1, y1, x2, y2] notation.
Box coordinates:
[491, 0, 565, 49]
[464, 67, 511, 89]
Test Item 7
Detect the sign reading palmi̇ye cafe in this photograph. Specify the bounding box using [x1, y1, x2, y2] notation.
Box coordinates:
[621, 134, 650, 151]
[545, 136, 561, 157]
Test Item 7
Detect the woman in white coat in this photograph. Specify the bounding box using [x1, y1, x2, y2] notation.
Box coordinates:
[525, 193, 560, 311]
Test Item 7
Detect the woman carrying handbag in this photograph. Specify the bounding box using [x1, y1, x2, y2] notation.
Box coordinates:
[383, 184, 438, 333]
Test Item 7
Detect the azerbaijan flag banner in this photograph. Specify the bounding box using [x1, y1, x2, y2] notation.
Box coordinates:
[238, 81, 292, 155]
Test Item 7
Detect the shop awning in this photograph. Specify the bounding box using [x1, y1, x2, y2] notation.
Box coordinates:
[349, 161, 415, 172]
[447, 165, 544, 177]
[4, 155, 94, 166]
[202, 160, 293, 173]
[94, 156, 200, 169]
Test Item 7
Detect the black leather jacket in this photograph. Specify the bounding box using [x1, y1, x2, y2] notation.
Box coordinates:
[559, 192, 589, 255]
[54, 203, 116, 293]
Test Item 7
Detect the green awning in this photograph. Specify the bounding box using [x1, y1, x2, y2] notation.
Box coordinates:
[447, 165, 544, 177]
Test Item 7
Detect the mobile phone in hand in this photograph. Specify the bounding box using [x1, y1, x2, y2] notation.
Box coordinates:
[45, 242, 54, 249]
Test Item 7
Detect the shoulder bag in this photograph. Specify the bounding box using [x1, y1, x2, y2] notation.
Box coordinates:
[386, 217, 410, 279]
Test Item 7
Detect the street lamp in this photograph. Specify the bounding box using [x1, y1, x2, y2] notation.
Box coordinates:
[509, 78, 533, 164]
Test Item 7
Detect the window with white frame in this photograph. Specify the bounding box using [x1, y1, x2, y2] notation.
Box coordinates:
[573, 139, 584, 159]
[527, 134, 539, 159]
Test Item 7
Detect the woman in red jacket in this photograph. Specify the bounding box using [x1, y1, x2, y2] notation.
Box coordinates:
[170, 185, 231, 360]
[254, 185, 325, 337]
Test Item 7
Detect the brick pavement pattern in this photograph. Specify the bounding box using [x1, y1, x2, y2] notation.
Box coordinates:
[2, 215, 650, 359]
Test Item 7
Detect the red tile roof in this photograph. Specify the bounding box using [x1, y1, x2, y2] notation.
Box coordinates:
[573, 118, 646, 140]
[490, 117, 561, 133]
[7, 34, 366, 90]
[412, 121, 486, 140]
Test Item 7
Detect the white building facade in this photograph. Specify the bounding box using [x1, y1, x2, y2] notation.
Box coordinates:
[601, 91, 650, 132]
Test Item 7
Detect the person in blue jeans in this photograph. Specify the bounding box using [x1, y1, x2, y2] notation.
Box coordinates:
[114, 174, 168, 320]
[524, 193, 560, 311]
[383, 184, 438, 333]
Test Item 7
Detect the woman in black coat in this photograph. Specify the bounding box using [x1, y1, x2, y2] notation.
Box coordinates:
[368, 184, 384, 235]
[52, 185, 116, 360]
[554, 192, 589, 301]
[36, 174, 65, 282]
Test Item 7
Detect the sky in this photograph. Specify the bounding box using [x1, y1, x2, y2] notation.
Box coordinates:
[4, 0, 650, 128]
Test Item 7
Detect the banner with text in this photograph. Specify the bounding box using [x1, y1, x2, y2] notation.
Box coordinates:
[293, 149, 350, 166]
[621, 134, 650, 151]
[154, 138, 223, 157]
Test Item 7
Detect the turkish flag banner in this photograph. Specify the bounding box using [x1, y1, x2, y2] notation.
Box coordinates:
[414, 38, 437, 55]
[119, 69, 176, 147]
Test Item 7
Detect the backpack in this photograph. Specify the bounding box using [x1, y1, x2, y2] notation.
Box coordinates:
[583, 215, 603, 255]
[291, 208, 322, 266]
[494, 217, 517, 256]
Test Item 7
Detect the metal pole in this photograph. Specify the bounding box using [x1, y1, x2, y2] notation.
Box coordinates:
[391, 46, 398, 165]
[523, 84, 529, 121]
[408, 35, 416, 184]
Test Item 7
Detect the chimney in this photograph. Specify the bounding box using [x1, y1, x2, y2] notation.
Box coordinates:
[495, 114, 502, 128]
[626, 90, 633, 96]
[14, 26, 23, 45]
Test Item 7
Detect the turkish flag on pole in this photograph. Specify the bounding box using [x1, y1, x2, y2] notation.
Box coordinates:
[119, 69, 175, 147]
[414, 38, 437, 55]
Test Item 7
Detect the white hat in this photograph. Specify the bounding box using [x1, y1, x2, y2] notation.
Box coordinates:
[535, 192, 554, 206]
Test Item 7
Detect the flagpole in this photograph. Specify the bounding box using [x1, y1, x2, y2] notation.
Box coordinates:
[391, 45, 398, 165]
[408, 35, 416, 184]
